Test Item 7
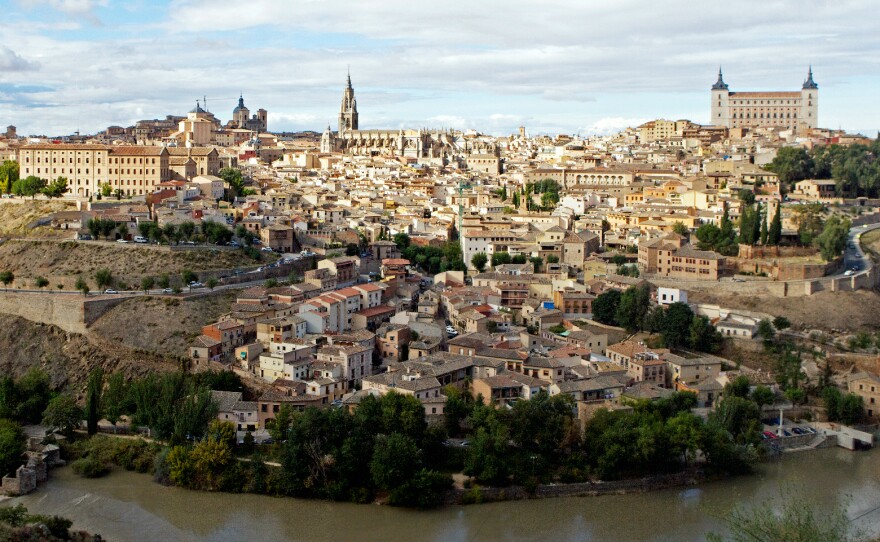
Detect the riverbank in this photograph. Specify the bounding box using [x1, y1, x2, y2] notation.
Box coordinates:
[445, 469, 714, 504]
[6, 448, 880, 542]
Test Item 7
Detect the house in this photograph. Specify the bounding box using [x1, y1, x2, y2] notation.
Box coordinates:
[665, 353, 724, 388]
[549, 375, 626, 402]
[848, 372, 880, 419]
[190, 335, 222, 366]
[211, 391, 259, 433]
[202, 320, 246, 360]
[471, 375, 524, 407]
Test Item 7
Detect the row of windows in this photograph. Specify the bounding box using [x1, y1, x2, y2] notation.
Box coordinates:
[27, 155, 163, 165]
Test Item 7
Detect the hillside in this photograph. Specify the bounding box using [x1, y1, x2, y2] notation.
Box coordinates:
[0, 314, 178, 394]
[0, 239, 272, 290]
[688, 288, 880, 332]
[0, 201, 74, 237]
[88, 291, 238, 357]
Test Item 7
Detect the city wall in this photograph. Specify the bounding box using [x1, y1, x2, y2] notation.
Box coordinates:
[0, 292, 127, 334]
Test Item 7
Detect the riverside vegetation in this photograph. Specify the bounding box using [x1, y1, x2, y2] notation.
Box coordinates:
[52, 366, 772, 509]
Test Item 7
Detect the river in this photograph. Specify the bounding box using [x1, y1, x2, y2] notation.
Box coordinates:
[5, 448, 880, 542]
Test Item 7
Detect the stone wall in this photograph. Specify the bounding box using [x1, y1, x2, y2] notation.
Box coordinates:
[0, 292, 89, 334]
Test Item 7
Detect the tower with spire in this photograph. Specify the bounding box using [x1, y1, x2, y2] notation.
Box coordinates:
[800, 66, 818, 129]
[710, 67, 730, 126]
[338, 70, 359, 133]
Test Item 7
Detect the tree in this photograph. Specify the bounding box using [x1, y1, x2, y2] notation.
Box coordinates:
[0, 271, 13, 291]
[42, 176, 68, 199]
[100, 183, 112, 198]
[181, 269, 198, 285]
[393, 233, 411, 250]
[16, 369, 51, 425]
[42, 394, 83, 437]
[592, 289, 621, 326]
[757, 319, 775, 343]
[689, 314, 722, 353]
[546, 255, 559, 264]
[206, 277, 218, 290]
[724, 375, 751, 399]
[491, 251, 512, 268]
[0, 160, 19, 194]
[157, 274, 170, 289]
[103, 372, 131, 427]
[219, 167, 245, 200]
[765, 146, 813, 186]
[767, 204, 782, 246]
[707, 487, 858, 542]
[0, 419, 25, 479]
[710, 396, 760, 444]
[529, 256, 543, 272]
[11, 176, 46, 199]
[751, 386, 775, 408]
[86, 367, 103, 435]
[815, 215, 850, 262]
[672, 222, 689, 236]
[791, 203, 825, 246]
[661, 302, 695, 349]
[94, 268, 113, 290]
[141, 276, 155, 292]
[739, 189, 756, 206]
[179, 221, 196, 242]
[34, 276, 49, 289]
[370, 433, 421, 498]
[471, 252, 488, 273]
[75, 276, 89, 296]
[759, 207, 769, 245]
[772, 316, 790, 331]
[615, 284, 651, 332]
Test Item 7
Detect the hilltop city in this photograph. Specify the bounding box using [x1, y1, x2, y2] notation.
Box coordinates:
[0, 67, 876, 515]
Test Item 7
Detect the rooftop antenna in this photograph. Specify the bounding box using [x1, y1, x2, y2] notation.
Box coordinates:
[203, 95, 207, 112]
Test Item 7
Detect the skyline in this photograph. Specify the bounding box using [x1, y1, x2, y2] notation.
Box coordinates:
[2, 1, 879, 137]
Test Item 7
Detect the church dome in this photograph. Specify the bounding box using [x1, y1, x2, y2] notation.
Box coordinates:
[190, 101, 206, 114]
[233, 95, 248, 114]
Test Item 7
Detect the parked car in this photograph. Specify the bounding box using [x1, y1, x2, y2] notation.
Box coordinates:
[762, 431, 778, 439]
[116, 238, 129, 243]
[134, 236, 148, 243]
[261, 246, 274, 252]
[845, 270, 854, 276]
[103, 289, 118, 294]
[162, 288, 173, 294]
[189, 281, 204, 288]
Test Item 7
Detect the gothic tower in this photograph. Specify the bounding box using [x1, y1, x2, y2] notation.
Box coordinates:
[338, 72, 358, 133]
[800, 66, 818, 129]
[710, 67, 730, 127]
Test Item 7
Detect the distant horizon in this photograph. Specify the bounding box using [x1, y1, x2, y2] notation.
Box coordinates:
[2, 1, 879, 137]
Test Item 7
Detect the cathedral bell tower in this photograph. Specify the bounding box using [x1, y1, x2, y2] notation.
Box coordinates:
[338, 71, 359, 133]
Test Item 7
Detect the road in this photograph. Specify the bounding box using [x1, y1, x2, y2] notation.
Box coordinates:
[839, 222, 880, 278]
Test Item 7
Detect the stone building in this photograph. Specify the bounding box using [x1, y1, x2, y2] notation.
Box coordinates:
[710, 67, 818, 131]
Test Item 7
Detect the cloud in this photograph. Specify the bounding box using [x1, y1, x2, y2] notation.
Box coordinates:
[582, 117, 649, 136]
[0, 46, 38, 71]
[2, 1, 880, 134]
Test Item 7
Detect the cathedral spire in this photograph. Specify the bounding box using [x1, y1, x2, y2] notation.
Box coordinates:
[803, 65, 818, 90]
[712, 66, 728, 91]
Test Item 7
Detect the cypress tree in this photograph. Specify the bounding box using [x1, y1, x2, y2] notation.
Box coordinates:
[768, 204, 782, 245]
[759, 204, 769, 245]
[86, 367, 104, 435]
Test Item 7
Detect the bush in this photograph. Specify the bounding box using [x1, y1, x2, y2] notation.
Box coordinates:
[71, 455, 111, 478]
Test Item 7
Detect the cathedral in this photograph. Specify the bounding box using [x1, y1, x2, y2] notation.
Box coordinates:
[710, 67, 818, 131]
[321, 74, 496, 161]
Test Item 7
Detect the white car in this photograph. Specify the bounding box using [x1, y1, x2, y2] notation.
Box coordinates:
[116, 238, 129, 243]
[844, 270, 854, 276]
[103, 289, 118, 294]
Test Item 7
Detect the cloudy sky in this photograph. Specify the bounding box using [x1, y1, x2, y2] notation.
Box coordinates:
[1, 0, 879, 137]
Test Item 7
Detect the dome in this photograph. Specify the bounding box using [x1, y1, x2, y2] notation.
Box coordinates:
[189, 101, 206, 114]
[233, 95, 248, 114]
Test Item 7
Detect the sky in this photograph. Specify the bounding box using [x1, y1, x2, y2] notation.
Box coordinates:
[1, 0, 879, 137]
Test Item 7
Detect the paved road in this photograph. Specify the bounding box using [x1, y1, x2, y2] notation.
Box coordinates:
[839, 222, 880, 278]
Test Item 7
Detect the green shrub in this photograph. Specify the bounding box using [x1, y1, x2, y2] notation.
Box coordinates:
[71, 455, 110, 478]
